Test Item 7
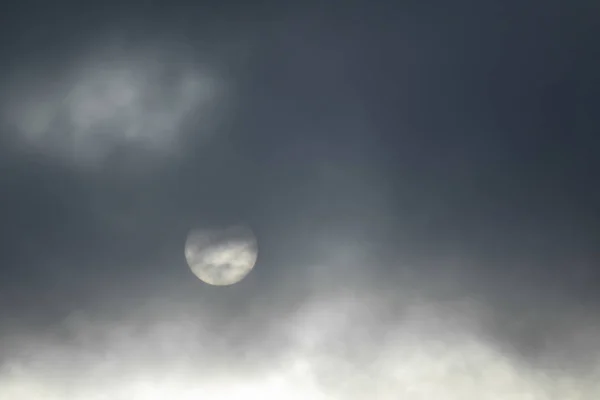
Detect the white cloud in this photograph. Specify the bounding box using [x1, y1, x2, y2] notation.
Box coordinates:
[1, 292, 598, 400]
[2, 38, 228, 169]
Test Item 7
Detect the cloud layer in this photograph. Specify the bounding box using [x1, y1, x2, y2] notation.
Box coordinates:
[1, 282, 598, 400]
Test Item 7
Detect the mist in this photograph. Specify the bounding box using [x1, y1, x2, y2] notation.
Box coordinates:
[1, 1, 598, 399]
[1, 262, 599, 399]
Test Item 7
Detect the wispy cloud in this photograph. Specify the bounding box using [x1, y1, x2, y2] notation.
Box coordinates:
[2, 37, 228, 169]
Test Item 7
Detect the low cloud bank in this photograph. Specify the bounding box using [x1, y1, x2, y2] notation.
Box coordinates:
[1, 285, 598, 400]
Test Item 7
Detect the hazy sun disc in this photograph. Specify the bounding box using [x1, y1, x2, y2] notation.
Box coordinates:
[185, 226, 258, 286]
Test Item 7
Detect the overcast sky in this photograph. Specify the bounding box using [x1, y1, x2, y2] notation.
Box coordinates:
[0, 1, 599, 398]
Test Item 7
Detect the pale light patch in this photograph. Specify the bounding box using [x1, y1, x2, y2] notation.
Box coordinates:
[2, 39, 227, 169]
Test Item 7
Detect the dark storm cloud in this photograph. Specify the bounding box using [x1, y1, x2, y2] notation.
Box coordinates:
[0, 1, 599, 398]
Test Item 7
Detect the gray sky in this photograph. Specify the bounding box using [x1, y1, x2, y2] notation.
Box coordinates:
[0, 1, 599, 398]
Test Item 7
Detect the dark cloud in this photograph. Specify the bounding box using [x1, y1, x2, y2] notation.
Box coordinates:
[0, 1, 599, 398]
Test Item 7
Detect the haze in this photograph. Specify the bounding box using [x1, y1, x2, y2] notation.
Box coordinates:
[0, 1, 598, 399]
